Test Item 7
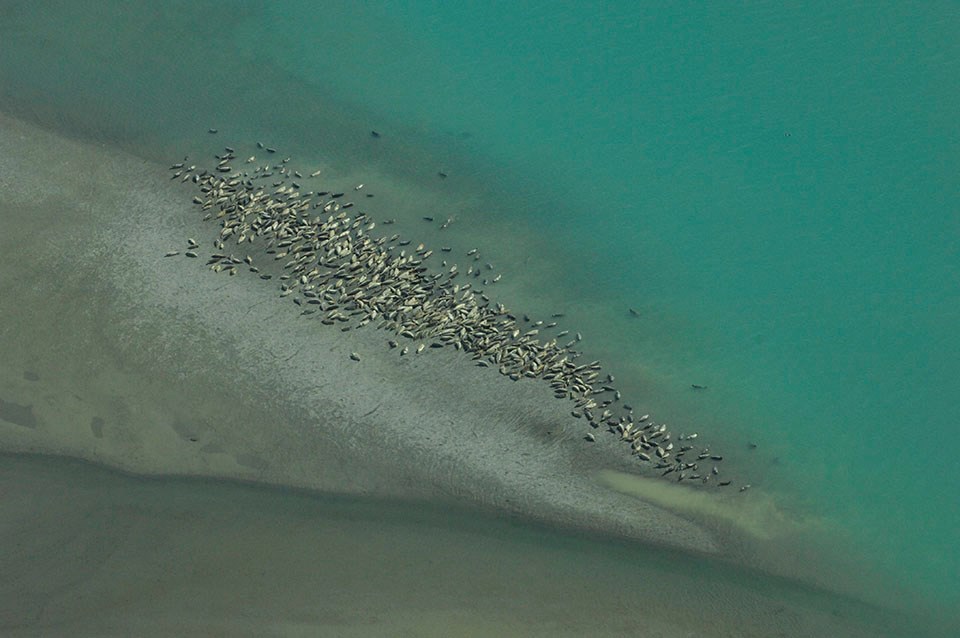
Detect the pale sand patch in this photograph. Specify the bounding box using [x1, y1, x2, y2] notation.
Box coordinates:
[597, 469, 811, 541]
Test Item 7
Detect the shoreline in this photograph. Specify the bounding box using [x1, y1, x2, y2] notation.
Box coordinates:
[0, 110, 947, 632]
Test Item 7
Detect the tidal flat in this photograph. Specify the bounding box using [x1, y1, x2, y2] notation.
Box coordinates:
[0, 453, 924, 638]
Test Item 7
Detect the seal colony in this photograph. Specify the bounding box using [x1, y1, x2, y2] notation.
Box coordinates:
[168, 142, 746, 490]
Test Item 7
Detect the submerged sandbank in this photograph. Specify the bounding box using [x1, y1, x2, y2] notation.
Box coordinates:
[0, 452, 936, 638]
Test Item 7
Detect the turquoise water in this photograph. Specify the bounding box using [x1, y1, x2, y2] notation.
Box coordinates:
[245, 1, 960, 607]
[1, 0, 957, 618]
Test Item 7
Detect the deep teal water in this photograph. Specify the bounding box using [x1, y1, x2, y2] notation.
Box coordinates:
[1, 0, 957, 616]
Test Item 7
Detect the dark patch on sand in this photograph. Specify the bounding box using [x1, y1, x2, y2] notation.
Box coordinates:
[236, 453, 269, 471]
[90, 416, 105, 438]
[0, 397, 37, 428]
[170, 419, 200, 441]
[23, 371, 40, 382]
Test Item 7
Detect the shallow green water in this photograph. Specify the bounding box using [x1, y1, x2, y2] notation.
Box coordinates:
[1, 0, 957, 621]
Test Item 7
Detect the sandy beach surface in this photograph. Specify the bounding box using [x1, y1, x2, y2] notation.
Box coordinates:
[0, 111, 713, 549]
[0, 112, 945, 636]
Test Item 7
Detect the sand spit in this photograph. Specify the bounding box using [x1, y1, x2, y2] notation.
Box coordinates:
[1, 112, 951, 634]
[0, 111, 715, 552]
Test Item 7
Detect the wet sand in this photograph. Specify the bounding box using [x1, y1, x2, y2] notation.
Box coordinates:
[0, 452, 925, 638]
[0, 112, 949, 636]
